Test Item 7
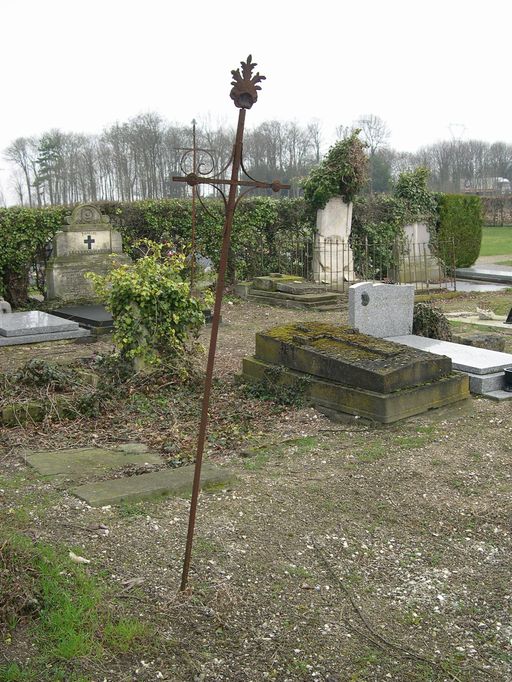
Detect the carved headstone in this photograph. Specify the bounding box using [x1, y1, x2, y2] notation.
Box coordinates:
[46, 204, 130, 302]
[392, 222, 441, 283]
[312, 197, 353, 285]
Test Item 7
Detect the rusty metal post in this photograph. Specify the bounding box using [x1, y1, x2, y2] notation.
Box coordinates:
[180, 108, 246, 591]
[191, 119, 197, 289]
[176, 56, 290, 592]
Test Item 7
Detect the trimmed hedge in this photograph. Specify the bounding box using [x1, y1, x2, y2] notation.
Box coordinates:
[435, 194, 483, 268]
[0, 191, 485, 305]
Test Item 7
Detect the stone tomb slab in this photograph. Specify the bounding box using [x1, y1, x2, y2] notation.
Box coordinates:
[252, 275, 304, 291]
[72, 462, 234, 506]
[52, 304, 114, 330]
[275, 281, 331, 296]
[243, 356, 469, 424]
[387, 335, 512, 375]
[255, 322, 452, 394]
[455, 265, 512, 284]
[0, 329, 90, 347]
[26, 445, 163, 479]
[0, 311, 78, 337]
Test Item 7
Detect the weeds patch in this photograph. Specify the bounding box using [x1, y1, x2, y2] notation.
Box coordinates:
[0, 534, 150, 678]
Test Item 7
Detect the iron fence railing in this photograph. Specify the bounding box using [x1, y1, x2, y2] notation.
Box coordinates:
[235, 235, 456, 293]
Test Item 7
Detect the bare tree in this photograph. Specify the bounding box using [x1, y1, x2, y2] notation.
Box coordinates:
[355, 114, 390, 157]
[4, 137, 38, 206]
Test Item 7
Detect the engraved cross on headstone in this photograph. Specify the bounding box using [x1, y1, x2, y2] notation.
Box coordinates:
[83, 235, 95, 250]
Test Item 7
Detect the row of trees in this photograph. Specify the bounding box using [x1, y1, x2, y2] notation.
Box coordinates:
[3, 115, 323, 206]
[4, 113, 512, 206]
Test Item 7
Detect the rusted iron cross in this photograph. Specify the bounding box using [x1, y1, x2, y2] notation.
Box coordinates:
[172, 55, 290, 592]
[174, 119, 217, 288]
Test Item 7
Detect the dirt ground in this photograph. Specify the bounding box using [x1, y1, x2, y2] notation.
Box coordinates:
[1, 294, 511, 681]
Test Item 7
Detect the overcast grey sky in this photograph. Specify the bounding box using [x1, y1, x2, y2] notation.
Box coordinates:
[1, 0, 511, 202]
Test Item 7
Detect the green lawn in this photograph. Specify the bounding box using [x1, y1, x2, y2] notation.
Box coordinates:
[480, 225, 512, 256]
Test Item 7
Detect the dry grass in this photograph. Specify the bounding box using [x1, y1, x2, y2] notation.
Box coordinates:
[0, 296, 511, 681]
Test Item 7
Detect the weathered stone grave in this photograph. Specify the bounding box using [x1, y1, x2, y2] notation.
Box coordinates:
[348, 281, 512, 399]
[390, 221, 442, 283]
[52, 304, 114, 334]
[25, 443, 234, 507]
[47, 204, 130, 302]
[0, 310, 90, 347]
[244, 274, 341, 310]
[242, 321, 469, 423]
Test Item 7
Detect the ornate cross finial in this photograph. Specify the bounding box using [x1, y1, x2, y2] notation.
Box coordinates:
[230, 54, 266, 109]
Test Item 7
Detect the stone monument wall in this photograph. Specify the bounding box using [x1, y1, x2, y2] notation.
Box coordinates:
[312, 197, 354, 285]
[46, 204, 130, 302]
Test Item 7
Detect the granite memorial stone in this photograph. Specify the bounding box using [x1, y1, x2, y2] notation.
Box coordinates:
[0, 311, 89, 346]
[349, 282, 415, 338]
[46, 204, 130, 302]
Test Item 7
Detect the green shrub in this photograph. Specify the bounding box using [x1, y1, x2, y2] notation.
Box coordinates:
[413, 302, 452, 341]
[435, 194, 483, 267]
[0, 206, 64, 304]
[0, 198, 313, 305]
[87, 239, 204, 367]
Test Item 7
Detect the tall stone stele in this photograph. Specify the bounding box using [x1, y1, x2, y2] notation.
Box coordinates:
[312, 196, 354, 285]
[46, 204, 130, 302]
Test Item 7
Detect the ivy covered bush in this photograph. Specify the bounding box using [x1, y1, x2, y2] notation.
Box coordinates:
[413, 302, 452, 341]
[302, 132, 369, 210]
[350, 168, 438, 278]
[87, 240, 204, 368]
[434, 194, 483, 268]
[0, 183, 484, 306]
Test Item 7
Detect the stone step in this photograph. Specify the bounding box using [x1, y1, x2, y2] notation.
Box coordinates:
[71, 462, 234, 506]
[464, 371, 505, 394]
[250, 289, 339, 303]
[26, 445, 163, 479]
[482, 389, 512, 401]
[248, 294, 338, 310]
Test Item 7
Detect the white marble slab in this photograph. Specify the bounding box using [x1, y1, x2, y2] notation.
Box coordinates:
[387, 335, 512, 375]
[0, 311, 78, 337]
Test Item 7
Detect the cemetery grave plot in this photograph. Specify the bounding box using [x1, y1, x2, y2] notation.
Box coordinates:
[243, 321, 469, 422]
[0, 298, 511, 681]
